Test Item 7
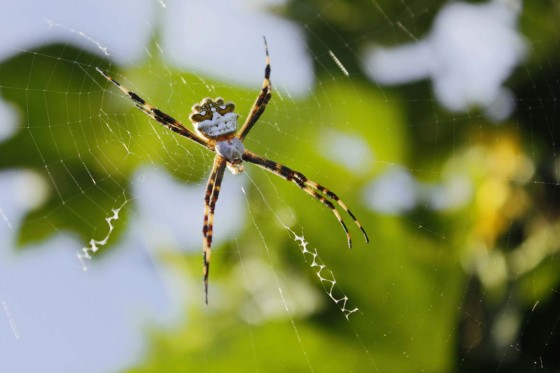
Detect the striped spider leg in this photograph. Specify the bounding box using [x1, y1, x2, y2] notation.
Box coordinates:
[237, 37, 272, 141]
[202, 155, 227, 304]
[97, 37, 368, 304]
[95, 67, 211, 150]
[237, 38, 368, 247]
[242, 151, 370, 247]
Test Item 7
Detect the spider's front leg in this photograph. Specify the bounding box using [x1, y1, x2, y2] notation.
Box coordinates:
[202, 155, 227, 304]
[95, 67, 211, 150]
[236, 36, 272, 141]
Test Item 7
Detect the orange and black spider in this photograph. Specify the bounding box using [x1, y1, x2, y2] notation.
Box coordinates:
[96, 37, 369, 304]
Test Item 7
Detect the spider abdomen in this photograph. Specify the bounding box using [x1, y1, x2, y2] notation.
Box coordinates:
[215, 138, 245, 174]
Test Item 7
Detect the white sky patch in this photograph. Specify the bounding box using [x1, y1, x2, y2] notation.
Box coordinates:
[0, 170, 49, 229]
[12, 170, 49, 211]
[0, 0, 155, 65]
[0, 98, 19, 143]
[161, 0, 313, 96]
[0, 0, 311, 94]
[0, 170, 185, 373]
[364, 167, 474, 214]
[317, 130, 374, 176]
[363, 0, 526, 120]
[426, 174, 473, 211]
[363, 167, 418, 214]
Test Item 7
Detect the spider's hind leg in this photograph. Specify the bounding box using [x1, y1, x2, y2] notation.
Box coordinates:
[293, 177, 353, 248]
[299, 178, 370, 244]
[243, 150, 369, 247]
[202, 155, 227, 304]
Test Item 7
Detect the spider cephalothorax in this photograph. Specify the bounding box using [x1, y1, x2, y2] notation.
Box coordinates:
[96, 37, 369, 304]
[189, 97, 238, 139]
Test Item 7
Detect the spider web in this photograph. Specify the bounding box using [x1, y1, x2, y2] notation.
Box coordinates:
[1, 0, 559, 372]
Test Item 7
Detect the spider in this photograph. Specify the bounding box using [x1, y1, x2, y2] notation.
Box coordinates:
[96, 38, 369, 303]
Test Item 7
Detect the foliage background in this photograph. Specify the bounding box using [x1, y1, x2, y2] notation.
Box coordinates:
[0, 1, 559, 372]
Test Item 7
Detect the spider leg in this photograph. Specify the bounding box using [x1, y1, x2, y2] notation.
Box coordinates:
[237, 37, 272, 141]
[294, 178, 353, 247]
[202, 155, 227, 304]
[96, 67, 211, 150]
[296, 178, 369, 244]
[243, 150, 369, 247]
